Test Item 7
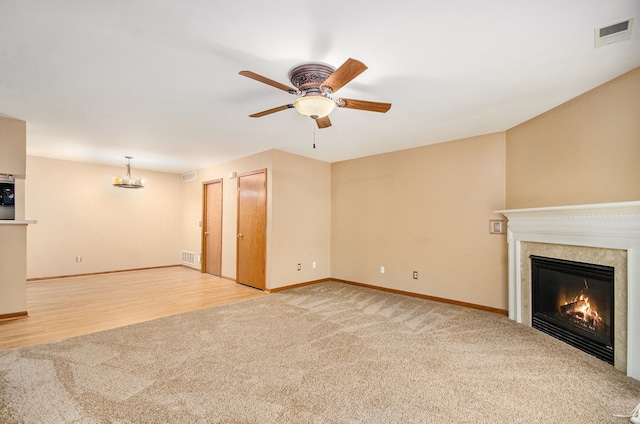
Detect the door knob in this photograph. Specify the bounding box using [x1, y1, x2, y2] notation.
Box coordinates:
[238, 233, 243, 238]
[204, 232, 209, 235]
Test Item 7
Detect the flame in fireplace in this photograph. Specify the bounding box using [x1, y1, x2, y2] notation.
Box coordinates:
[561, 280, 603, 331]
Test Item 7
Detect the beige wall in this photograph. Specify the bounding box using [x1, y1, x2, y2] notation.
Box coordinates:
[331, 133, 508, 310]
[506, 67, 640, 209]
[1, 116, 27, 315]
[0, 225, 27, 314]
[0, 117, 26, 219]
[0, 116, 26, 178]
[25, 156, 182, 279]
[181, 149, 331, 289]
[270, 150, 331, 287]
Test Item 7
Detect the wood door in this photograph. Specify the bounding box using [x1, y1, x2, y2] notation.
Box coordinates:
[203, 179, 222, 276]
[236, 169, 266, 290]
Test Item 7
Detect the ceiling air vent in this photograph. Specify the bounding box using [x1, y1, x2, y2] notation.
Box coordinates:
[595, 17, 634, 48]
[182, 171, 197, 182]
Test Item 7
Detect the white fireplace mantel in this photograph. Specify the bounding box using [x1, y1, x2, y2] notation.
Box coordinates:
[497, 201, 640, 380]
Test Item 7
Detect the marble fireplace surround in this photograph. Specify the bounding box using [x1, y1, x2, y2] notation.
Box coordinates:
[497, 201, 640, 381]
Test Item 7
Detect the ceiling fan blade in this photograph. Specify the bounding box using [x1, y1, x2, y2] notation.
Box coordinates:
[338, 98, 392, 113]
[321, 58, 368, 94]
[316, 116, 332, 129]
[249, 104, 294, 118]
[239, 71, 299, 94]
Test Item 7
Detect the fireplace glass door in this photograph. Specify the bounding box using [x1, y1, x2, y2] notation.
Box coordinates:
[531, 255, 614, 364]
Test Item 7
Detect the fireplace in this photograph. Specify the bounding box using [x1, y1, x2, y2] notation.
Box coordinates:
[530, 255, 614, 364]
[496, 201, 640, 380]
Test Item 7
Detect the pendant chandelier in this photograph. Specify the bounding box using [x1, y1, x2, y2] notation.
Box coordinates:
[112, 156, 145, 189]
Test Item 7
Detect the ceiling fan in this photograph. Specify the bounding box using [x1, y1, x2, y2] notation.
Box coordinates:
[239, 58, 391, 129]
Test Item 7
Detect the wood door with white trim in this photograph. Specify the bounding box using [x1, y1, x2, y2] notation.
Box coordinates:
[203, 179, 222, 276]
[236, 169, 266, 290]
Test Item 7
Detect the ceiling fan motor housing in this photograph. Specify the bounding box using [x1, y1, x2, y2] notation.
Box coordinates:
[288, 63, 335, 96]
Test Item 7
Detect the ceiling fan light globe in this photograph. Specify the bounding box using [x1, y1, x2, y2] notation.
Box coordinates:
[293, 96, 336, 119]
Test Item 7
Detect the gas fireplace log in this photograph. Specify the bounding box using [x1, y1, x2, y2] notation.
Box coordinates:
[560, 300, 586, 315]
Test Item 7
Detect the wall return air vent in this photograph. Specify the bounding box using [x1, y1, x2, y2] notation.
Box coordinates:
[181, 250, 196, 265]
[595, 17, 634, 48]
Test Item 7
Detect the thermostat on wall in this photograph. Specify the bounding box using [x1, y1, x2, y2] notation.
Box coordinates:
[490, 220, 505, 234]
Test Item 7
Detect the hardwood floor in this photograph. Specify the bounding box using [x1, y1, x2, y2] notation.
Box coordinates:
[0, 266, 266, 350]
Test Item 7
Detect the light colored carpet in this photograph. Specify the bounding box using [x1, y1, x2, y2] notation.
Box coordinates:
[1, 281, 639, 423]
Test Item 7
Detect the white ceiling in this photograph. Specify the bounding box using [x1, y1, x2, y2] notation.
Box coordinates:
[1, 1, 639, 174]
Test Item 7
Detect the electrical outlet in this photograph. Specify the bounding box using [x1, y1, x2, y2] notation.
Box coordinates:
[297, 263, 301, 271]
[312, 261, 316, 269]
[76, 256, 82, 263]
[413, 271, 418, 279]
[380, 266, 385, 274]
